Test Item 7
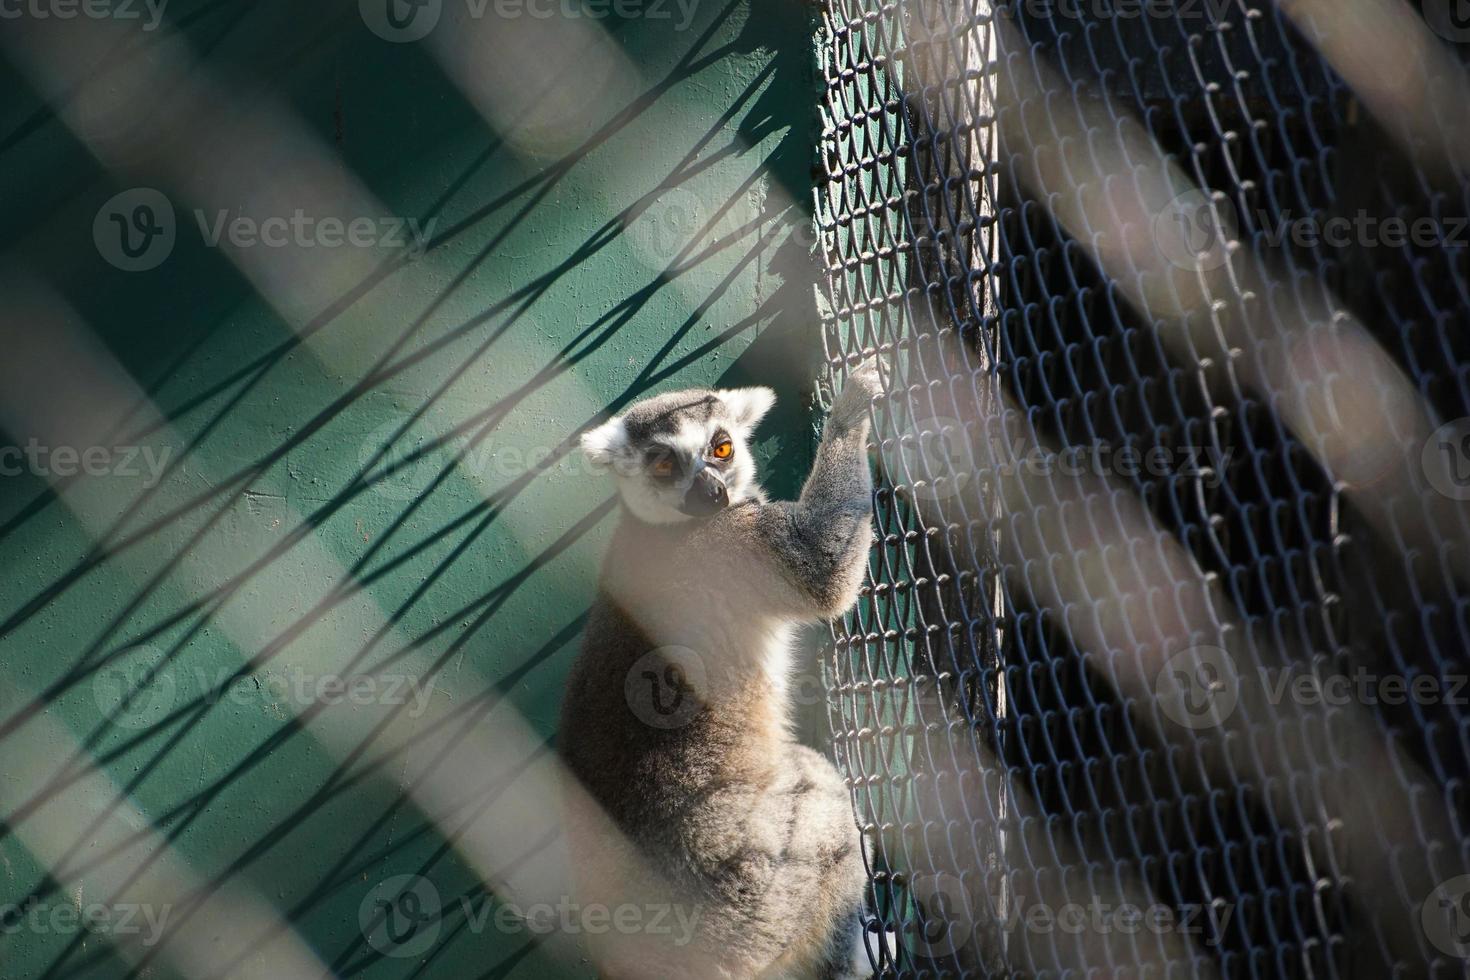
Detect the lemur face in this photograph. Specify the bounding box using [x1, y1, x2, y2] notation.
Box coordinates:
[579, 387, 775, 524]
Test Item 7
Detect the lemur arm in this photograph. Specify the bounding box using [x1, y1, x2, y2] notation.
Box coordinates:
[743, 366, 880, 620]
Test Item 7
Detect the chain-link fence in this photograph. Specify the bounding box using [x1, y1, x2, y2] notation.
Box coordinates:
[815, 1, 1470, 975]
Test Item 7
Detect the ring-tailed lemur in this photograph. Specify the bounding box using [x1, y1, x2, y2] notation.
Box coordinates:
[561, 366, 881, 979]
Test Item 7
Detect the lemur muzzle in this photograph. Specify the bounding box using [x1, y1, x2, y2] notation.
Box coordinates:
[679, 468, 729, 517]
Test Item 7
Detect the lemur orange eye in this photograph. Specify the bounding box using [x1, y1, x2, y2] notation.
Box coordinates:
[650, 457, 675, 478]
[712, 440, 733, 460]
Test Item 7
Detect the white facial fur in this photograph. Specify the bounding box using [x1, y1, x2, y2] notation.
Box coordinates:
[580, 387, 775, 524]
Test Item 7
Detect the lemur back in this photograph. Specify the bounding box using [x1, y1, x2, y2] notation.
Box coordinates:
[561, 371, 880, 979]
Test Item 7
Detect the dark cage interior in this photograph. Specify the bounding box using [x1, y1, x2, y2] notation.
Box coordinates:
[815, 0, 1470, 976]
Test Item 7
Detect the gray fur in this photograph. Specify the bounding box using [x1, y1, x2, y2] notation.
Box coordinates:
[562, 368, 881, 979]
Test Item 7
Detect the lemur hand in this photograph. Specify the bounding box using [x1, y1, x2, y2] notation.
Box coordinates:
[829, 358, 883, 434]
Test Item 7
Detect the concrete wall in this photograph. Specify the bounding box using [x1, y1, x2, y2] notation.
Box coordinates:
[0, 2, 821, 976]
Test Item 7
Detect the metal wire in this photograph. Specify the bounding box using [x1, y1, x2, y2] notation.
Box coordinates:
[815, 1, 1470, 975]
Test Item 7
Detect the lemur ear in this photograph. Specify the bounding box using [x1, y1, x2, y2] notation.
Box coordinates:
[719, 387, 776, 430]
[580, 416, 628, 470]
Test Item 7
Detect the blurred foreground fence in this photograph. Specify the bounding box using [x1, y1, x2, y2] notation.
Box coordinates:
[815, 0, 1470, 975]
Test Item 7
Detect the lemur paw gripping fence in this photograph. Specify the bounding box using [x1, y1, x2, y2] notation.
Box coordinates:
[814, 1, 1470, 976]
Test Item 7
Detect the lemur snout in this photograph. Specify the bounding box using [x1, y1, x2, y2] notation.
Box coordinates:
[679, 468, 728, 517]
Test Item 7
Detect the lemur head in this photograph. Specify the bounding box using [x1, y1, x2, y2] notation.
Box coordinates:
[580, 387, 775, 524]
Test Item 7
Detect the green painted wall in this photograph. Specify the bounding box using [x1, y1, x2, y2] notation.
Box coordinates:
[0, 3, 821, 977]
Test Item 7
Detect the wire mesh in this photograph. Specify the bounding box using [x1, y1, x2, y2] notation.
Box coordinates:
[814, 1, 1470, 976]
